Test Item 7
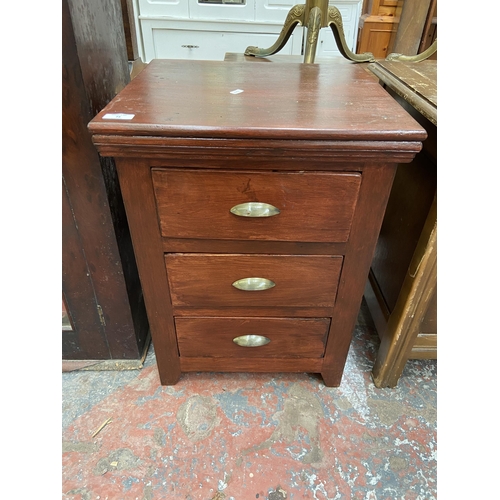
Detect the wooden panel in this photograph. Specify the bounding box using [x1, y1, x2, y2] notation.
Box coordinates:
[176, 317, 330, 358]
[369, 60, 437, 124]
[411, 333, 437, 358]
[321, 164, 397, 386]
[62, 179, 109, 359]
[419, 287, 436, 333]
[115, 159, 181, 385]
[358, 21, 397, 58]
[172, 306, 332, 318]
[180, 357, 324, 373]
[121, 0, 139, 61]
[152, 169, 361, 243]
[370, 144, 436, 312]
[166, 254, 343, 309]
[392, 0, 432, 56]
[63, 0, 148, 360]
[88, 60, 426, 143]
[162, 239, 347, 255]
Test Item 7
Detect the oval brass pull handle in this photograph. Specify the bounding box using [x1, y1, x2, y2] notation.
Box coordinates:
[232, 277, 276, 291]
[233, 335, 271, 347]
[230, 202, 280, 217]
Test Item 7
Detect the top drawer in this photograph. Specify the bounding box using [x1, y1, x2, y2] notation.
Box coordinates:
[152, 169, 361, 243]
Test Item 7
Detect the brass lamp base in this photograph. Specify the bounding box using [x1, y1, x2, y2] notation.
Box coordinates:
[245, 0, 375, 64]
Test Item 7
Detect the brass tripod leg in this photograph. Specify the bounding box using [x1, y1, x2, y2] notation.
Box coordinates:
[245, 1, 375, 63]
[303, 6, 322, 63]
[386, 39, 437, 61]
[245, 5, 305, 58]
[327, 6, 375, 62]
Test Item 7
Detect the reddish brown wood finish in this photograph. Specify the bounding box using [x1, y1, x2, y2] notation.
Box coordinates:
[180, 357, 324, 373]
[89, 60, 425, 387]
[176, 317, 330, 358]
[166, 254, 342, 310]
[114, 159, 181, 385]
[321, 164, 397, 386]
[88, 60, 426, 143]
[153, 170, 360, 242]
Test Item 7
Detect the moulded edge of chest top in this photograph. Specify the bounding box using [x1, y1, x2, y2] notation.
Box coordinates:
[90, 136, 423, 165]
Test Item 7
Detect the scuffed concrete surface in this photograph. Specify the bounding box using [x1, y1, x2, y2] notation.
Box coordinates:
[62, 301, 437, 499]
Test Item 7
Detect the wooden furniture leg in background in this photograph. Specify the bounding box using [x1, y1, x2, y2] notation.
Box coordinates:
[370, 196, 437, 388]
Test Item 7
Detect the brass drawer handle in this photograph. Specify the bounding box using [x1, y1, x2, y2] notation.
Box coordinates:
[233, 335, 271, 347]
[232, 277, 276, 291]
[230, 202, 280, 217]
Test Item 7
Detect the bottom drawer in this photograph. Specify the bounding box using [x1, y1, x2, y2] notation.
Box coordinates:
[176, 317, 330, 359]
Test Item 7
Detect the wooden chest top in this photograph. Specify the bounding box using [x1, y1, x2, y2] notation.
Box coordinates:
[88, 59, 426, 142]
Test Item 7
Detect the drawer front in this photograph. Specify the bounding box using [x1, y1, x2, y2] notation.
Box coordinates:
[176, 317, 330, 358]
[152, 170, 361, 243]
[166, 254, 343, 308]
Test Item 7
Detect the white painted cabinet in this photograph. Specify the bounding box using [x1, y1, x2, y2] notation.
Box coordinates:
[132, 0, 362, 62]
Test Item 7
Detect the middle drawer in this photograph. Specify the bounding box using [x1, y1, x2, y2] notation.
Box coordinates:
[165, 253, 343, 310]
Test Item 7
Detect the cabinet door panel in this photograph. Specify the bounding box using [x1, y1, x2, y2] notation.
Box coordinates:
[189, 0, 256, 21]
[138, 0, 189, 17]
[142, 22, 297, 61]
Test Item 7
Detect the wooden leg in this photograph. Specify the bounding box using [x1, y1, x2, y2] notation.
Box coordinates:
[245, 5, 305, 58]
[372, 197, 437, 388]
[115, 158, 181, 386]
[321, 371, 342, 387]
[322, 165, 397, 388]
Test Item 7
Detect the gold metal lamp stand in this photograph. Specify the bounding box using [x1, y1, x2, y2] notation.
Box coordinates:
[245, 0, 375, 64]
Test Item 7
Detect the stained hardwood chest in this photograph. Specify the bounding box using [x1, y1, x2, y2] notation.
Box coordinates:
[88, 59, 425, 386]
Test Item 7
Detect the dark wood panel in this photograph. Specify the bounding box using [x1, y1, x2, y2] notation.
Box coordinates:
[370, 146, 436, 312]
[120, 0, 138, 61]
[67, 0, 129, 117]
[91, 135, 424, 163]
[180, 357, 324, 373]
[115, 159, 181, 384]
[172, 307, 333, 318]
[162, 239, 347, 255]
[176, 317, 330, 358]
[165, 254, 343, 309]
[88, 60, 426, 142]
[62, 179, 109, 359]
[63, 0, 148, 360]
[392, 0, 432, 55]
[152, 169, 361, 243]
[322, 164, 397, 386]
[369, 60, 437, 125]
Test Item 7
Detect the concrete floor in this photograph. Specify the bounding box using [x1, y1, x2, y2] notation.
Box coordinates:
[62, 300, 437, 499]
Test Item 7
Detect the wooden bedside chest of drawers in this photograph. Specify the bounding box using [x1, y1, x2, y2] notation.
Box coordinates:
[88, 59, 425, 387]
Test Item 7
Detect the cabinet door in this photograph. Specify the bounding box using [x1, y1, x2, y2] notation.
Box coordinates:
[189, 0, 256, 21]
[138, 0, 189, 18]
[255, 0, 295, 22]
[141, 20, 300, 61]
[316, 1, 362, 57]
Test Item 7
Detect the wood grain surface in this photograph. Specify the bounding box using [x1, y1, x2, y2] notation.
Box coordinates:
[88, 59, 426, 142]
[152, 169, 361, 243]
[165, 254, 343, 310]
[176, 317, 330, 358]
